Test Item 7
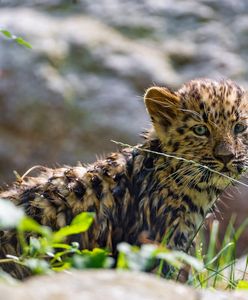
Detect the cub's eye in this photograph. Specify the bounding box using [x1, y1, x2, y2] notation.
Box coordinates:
[234, 123, 247, 134]
[192, 125, 209, 136]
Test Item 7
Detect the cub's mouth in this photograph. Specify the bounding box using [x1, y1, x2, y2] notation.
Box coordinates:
[220, 165, 230, 173]
[200, 158, 246, 177]
[216, 162, 246, 178]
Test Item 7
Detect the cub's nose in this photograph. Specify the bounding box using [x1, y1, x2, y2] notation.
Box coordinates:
[214, 153, 235, 164]
[214, 142, 235, 164]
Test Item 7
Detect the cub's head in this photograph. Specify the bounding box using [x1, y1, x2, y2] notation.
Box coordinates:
[145, 79, 248, 185]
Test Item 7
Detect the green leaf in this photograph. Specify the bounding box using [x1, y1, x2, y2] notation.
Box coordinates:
[15, 37, 32, 49]
[237, 280, 248, 290]
[28, 237, 42, 256]
[0, 28, 32, 49]
[24, 258, 51, 275]
[52, 243, 74, 250]
[51, 245, 80, 264]
[0, 29, 12, 38]
[117, 252, 129, 269]
[18, 217, 52, 238]
[170, 251, 204, 272]
[156, 252, 183, 269]
[52, 212, 94, 242]
[71, 212, 95, 226]
[71, 248, 112, 269]
[52, 262, 71, 272]
[206, 220, 219, 264]
[117, 243, 156, 271]
[51, 250, 68, 263]
[205, 242, 234, 267]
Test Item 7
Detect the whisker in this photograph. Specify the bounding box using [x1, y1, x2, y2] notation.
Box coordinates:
[177, 108, 203, 121]
[112, 141, 248, 189]
[181, 168, 203, 195]
[145, 97, 178, 108]
[158, 164, 193, 189]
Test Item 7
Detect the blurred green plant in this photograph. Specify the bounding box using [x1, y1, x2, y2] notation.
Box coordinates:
[0, 29, 32, 49]
[0, 198, 247, 291]
[117, 242, 203, 274]
[110, 141, 248, 290]
[0, 199, 103, 279]
[187, 219, 248, 290]
[237, 280, 248, 290]
[0, 199, 203, 282]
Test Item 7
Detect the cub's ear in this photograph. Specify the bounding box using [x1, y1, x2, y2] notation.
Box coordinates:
[144, 86, 180, 131]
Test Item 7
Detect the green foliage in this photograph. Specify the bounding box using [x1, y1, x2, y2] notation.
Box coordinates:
[53, 212, 94, 242]
[0, 200, 203, 281]
[117, 242, 203, 275]
[0, 199, 247, 291]
[187, 218, 248, 290]
[71, 248, 113, 269]
[0, 200, 101, 277]
[0, 29, 32, 49]
[237, 280, 248, 290]
[117, 243, 157, 271]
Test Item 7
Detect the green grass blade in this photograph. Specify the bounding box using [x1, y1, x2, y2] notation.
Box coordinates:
[206, 220, 219, 266]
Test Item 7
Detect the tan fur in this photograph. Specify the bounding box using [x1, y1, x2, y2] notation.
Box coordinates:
[1, 78, 248, 279]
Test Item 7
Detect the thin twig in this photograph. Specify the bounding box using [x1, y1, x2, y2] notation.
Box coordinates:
[111, 140, 248, 188]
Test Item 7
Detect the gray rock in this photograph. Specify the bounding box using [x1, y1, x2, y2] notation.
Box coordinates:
[0, 270, 247, 300]
[0, 270, 198, 300]
[200, 289, 248, 300]
[0, 8, 178, 182]
[1, 2, 248, 185]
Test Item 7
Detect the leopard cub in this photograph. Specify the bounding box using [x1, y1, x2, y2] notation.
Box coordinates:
[1, 78, 248, 279]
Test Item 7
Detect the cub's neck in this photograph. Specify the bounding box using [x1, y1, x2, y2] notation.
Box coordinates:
[123, 137, 222, 249]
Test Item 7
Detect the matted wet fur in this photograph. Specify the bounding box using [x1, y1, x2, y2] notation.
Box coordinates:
[1, 78, 248, 279]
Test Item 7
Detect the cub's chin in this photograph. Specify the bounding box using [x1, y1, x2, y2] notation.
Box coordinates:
[210, 168, 242, 190]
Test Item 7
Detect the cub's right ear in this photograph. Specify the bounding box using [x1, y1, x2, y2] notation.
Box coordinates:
[144, 86, 180, 131]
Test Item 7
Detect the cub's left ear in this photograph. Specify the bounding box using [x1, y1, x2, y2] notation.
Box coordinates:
[144, 86, 180, 132]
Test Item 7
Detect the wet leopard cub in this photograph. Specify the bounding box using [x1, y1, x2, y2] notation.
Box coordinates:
[1, 78, 248, 279]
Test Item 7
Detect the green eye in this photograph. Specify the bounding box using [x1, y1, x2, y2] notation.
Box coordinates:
[192, 125, 209, 136]
[234, 123, 247, 134]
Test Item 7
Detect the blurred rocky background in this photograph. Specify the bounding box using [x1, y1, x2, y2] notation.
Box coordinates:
[0, 0, 248, 254]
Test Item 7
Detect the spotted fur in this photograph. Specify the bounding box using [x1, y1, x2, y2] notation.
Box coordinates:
[1, 78, 248, 279]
